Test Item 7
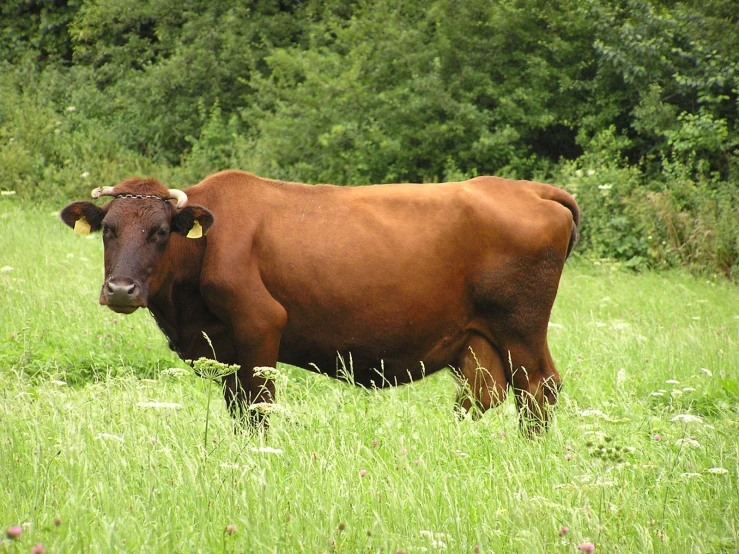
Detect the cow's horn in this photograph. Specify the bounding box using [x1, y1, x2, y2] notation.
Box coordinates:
[167, 189, 188, 209]
[91, 186, 116, 199]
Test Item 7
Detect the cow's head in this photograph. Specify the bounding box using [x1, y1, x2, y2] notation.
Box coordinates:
[60, 178, 214, 314]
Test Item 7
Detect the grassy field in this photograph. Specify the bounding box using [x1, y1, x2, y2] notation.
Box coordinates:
[1, 205, 738, 553]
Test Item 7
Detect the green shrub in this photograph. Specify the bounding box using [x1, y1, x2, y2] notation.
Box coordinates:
[557, 127, 738, 277]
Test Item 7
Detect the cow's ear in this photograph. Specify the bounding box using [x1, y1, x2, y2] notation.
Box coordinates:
[60, 201, 107, 235]
[171, 205, 214, 239]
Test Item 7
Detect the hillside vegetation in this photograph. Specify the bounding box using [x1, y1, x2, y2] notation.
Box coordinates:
[1, 0, 737, 275]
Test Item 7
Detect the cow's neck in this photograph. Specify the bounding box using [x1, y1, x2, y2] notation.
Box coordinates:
[147, 236, 206, 357]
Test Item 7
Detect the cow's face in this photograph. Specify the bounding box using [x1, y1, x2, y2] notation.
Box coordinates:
[61, 187, 213, 314]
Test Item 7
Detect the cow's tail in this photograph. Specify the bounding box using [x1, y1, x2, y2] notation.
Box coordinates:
[546, 186, 580, 259]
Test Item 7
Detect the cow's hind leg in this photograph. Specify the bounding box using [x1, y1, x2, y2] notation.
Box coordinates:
[453, 334, 508, 419]
[504, 339, 562, 436]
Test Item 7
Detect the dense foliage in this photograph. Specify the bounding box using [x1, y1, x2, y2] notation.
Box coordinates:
[1, 0, 737, 276]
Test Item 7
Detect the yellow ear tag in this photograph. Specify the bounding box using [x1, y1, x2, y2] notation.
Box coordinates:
[74, 216, 91, 235]
[186, 220, 203, 239]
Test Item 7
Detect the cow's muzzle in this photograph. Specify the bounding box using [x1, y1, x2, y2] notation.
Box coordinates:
[100, 277, 145, 313]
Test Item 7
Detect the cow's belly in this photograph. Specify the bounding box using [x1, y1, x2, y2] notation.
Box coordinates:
[277, 315, 470, 387]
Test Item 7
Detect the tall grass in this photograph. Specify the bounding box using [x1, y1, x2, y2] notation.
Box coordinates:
[1, 206, 737, 552]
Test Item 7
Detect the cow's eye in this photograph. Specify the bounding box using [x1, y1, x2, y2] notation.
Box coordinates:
[156, 227, 169, 238]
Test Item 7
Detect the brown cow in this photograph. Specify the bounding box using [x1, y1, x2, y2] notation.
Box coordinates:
[61, 170, 579, 433]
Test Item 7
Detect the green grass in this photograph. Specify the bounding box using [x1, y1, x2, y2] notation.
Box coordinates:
[1, 206, 738, 553]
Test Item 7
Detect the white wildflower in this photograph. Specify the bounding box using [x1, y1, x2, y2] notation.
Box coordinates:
[675, 438, 701, 448]
[579, 409, 608, 418]
[420, 531, 452, 548]
[49, 380, 67, 386]
[0, 190, 16, 196]
[612, 322, 630, 330]
[250, 446, 283, 455]
[699, 368, 712, 376]
[66, 106, 77, 112]
[249, 402, 287, 415]
[80, 171, 90, 179]
[666, 379, 680, 385]
[136, 401, 182, 409]
[190, 356, 240, 380]
[96, 433, 124, 442]
[682, 387, 696, 392]
[0, 266, 14, 272]
[161, 367, 189, 377]
[548, 322, 564, 329]
[671, 389, 683, 397]
[252, 366, 282, 380]
[595, 477, 617, 486]
[706, 467, 728, 475]
[454, 450, 470, 458]
[671, 414, 703, 424]
[680, 472, 701, 479]
[575, 169, 583, 177]
[586, 169, 596, 176]
[597, 184, 613, 191]
[616, 368, 627, 387]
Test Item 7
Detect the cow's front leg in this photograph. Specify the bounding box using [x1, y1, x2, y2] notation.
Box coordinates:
[204, 277, 288, 431]
[221, 323, 284, 430]
[222, 361, 276, 430]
